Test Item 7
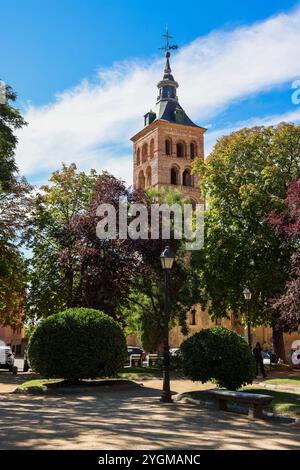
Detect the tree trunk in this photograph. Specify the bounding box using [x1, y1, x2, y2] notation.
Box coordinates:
[272, 327, 286, 363]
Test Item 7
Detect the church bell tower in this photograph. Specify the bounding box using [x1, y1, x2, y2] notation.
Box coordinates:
[131, 31, 206, 205]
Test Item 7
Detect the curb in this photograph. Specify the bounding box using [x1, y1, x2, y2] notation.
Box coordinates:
[174, 393, 213, 408]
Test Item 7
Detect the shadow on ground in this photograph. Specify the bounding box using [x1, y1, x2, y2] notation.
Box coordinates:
[0, 371, 40, 394]
[0, 383, 299, 450]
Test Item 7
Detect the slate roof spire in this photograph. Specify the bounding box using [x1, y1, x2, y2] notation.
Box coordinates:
[157, 30, 179, 103]
[144, 30, 199, 128]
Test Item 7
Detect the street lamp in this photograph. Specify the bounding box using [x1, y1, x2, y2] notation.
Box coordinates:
[243, 287, 252, 348]
[160, 246, 175, 403]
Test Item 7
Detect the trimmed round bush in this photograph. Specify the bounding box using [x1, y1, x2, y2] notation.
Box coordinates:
[181, 326, 255, 390]
[28, 308, 127, 380]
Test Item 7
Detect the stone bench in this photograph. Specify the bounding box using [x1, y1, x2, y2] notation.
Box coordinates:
[206, 389, 273, 419]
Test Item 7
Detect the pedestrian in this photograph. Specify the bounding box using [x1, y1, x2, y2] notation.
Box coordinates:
[253, 342, 267, 378]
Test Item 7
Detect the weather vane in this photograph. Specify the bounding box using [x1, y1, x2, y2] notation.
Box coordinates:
[159, 28, 178, 54]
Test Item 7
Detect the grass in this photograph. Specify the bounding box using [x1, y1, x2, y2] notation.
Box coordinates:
[17, 378, 63, 392]
[118, 366, 163, 380]
[182, 385, 300, 418]
[118, 366, 185, 380]
[265, 363, 291, 370]
[16, 366, 168, 392]
[263, 375, 300, 387]
[241, 386, 300, 418]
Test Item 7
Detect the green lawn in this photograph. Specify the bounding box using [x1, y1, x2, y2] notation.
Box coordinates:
[118, 367, 163, 380]
[263, 376, 300, 387]
[16, 367, 167, 392]
[17, 378, 63, 392]
[241, 386, 300, 417]
[118, 366, 185, 380]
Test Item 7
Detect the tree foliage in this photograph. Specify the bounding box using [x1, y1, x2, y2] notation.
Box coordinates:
[28, 308, 127, 379]
[192, 124, 300, 330]
[26, 164, 101, 318]
[269, 179, 300, 332]
[26, 168, 141, 320]
[55, 172, 138, 318]
[27, 167, 201, 348]
[181, 327, 255, 390]
[118, 187, 201, 351]
[0, 83, 29, 326]
[0, 83, 26, 191]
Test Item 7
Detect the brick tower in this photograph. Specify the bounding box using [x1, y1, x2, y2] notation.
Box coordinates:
[131, 35, 206, 204]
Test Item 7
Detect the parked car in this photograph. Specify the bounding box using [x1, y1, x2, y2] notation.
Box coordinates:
[0, 345, 15, 372]
[263, 350, 278, 369]
[126, 346, 146, 365]
[169, 347, 180, 357]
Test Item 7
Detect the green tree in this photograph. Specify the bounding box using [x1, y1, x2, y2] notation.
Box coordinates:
[192, 123, 300, 359]
[26, 163, 100, 318]
[0, 83, 29, 325]
[28, 308, 127, 380]
[119, 187, 201, 351]
[181, 327, 255, 390]
[0, 83, 26, 190]
[0, 245, 27, 327]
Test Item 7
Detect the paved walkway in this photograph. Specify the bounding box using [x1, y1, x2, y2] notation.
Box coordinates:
[0, 369, 37, 394]
[0, 378, 299, 450]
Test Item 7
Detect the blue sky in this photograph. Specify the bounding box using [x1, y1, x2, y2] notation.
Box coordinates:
[1, 0, 300, 185]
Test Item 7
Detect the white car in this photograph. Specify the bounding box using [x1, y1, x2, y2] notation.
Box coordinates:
[0, 345, 15, 372]
[169, 347, 180, 357]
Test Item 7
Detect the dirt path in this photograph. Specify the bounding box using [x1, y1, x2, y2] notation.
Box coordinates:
[0, 371, 38, 394]
[0, 381, 299, 450]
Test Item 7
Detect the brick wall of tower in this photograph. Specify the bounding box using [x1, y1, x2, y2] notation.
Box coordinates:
[132, 120, 205, 203]
[133, 126, 159, 190]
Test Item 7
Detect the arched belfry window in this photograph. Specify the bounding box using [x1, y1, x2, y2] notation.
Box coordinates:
[142, 143, 148, 163]
[171, 167, 179, 185]
[190, 142, 197, 159]
[176, 142, 185, 158]
[136, 148, 141, 165]
[146, 166, 152, 187]
[150, 139, 154, 159]
[183, 168, 192, 187]
[165, 139, 172, 156]
[138, 170, 145, 189]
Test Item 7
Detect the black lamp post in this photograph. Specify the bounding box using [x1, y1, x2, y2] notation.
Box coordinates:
[243, 287, 252, 348]
[160, 246, 175, 403]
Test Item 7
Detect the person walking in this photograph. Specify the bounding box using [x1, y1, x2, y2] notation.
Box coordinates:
[253, 342, 267, 378]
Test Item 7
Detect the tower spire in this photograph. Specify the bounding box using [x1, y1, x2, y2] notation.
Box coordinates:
[157, 29, 179, 102]
[159, 28, 178, 76]
[159, 28, 178, 55]
[143, 30, 198, 127]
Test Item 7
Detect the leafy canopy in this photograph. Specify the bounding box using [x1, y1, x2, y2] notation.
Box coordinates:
[28, 308, 127, 379]
[269, 179, 300, 332]
[192, 123, 300, 326]
[181, 327, 255, 390]
[0, 83, 29, 326]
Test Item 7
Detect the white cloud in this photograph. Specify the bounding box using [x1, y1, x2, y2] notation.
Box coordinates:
[205, 108, 300, 156]
[15, 5, 300, 185]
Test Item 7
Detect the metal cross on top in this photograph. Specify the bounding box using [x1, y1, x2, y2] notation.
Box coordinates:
[159, 29, 178, 53]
